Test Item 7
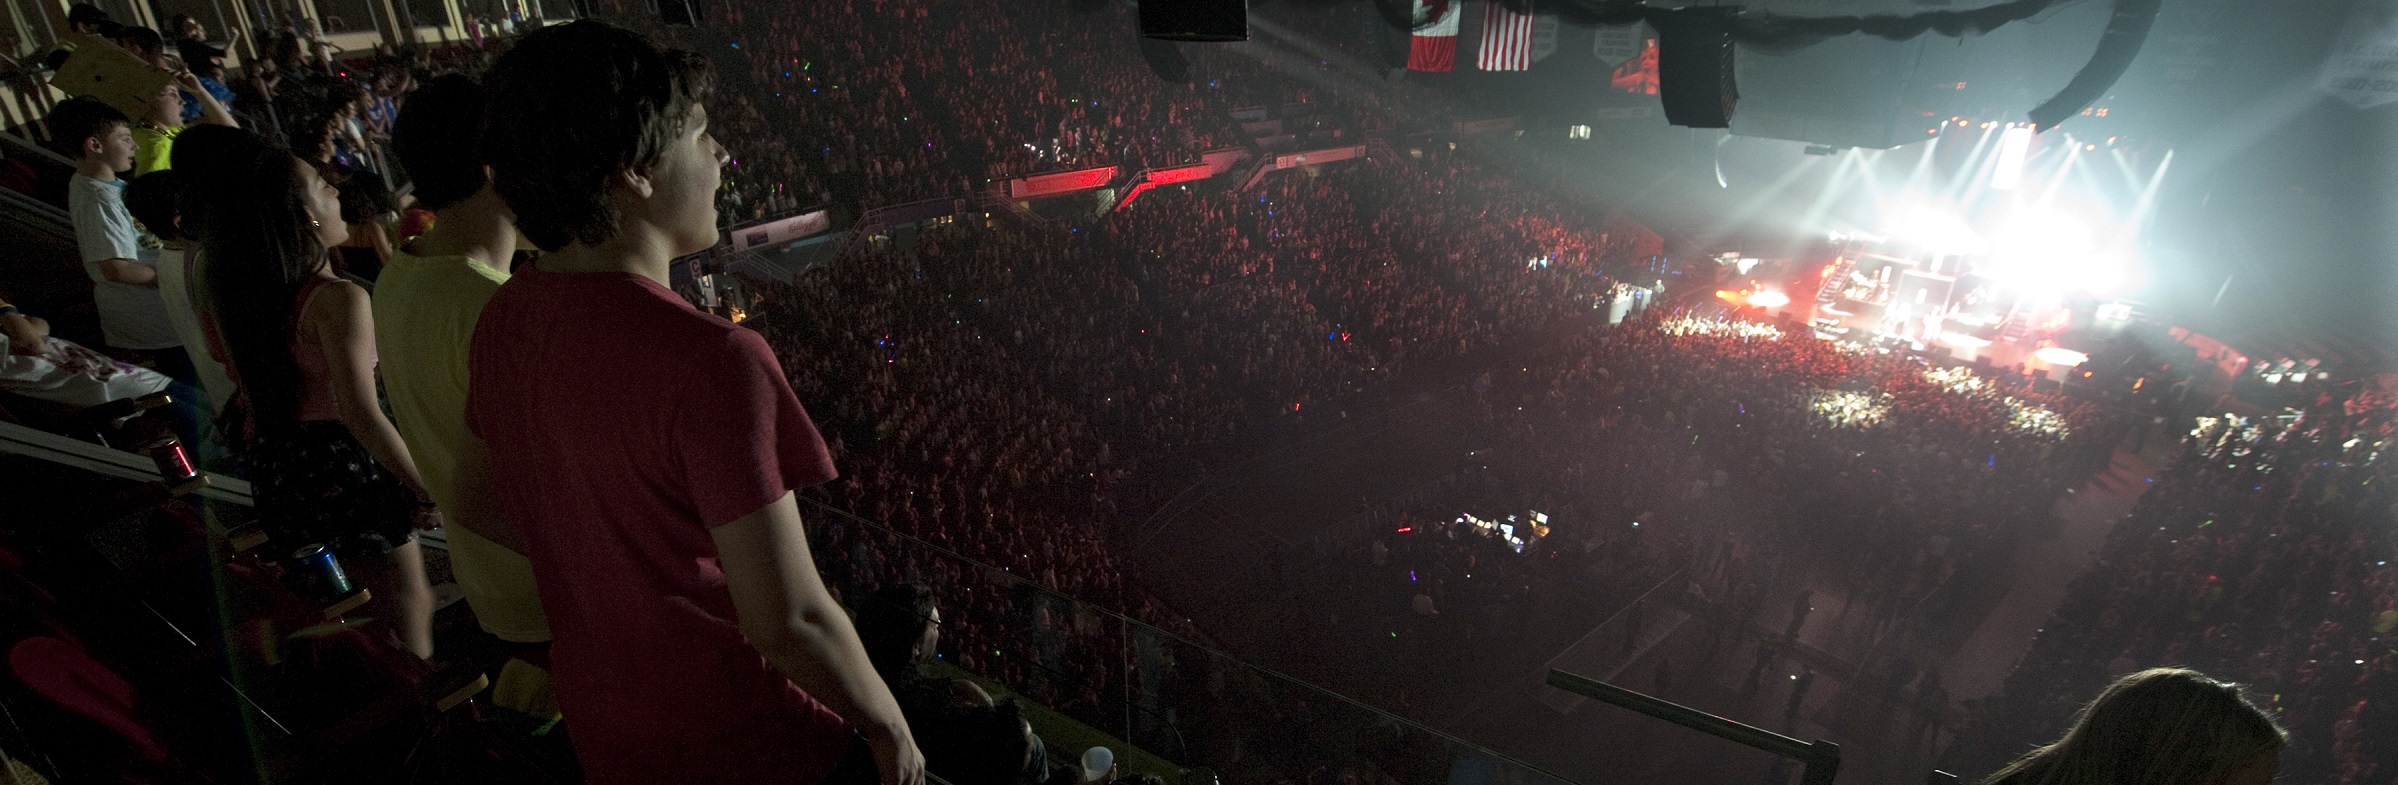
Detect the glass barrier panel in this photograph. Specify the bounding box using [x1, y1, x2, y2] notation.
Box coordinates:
[801, 497, 1580, 785]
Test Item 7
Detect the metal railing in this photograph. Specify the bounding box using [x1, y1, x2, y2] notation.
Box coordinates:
[0, 419, 252, 506]
[1547, 669, 1841, 785]
[1543, 670, 1966, 785]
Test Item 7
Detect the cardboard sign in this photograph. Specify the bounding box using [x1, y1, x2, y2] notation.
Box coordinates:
[52, 35, 173, 119]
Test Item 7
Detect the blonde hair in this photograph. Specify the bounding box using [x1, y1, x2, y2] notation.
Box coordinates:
[1984, 668, 2286, 785]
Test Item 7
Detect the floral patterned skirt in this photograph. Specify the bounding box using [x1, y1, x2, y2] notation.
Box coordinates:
[243, 420, 415, 559]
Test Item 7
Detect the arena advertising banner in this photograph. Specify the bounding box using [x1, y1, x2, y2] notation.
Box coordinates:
[1008, 166, 1120, 200]
[1112, 163, 1223, 212]
[2320, 1, 2398, 108]
[728, 210, 831, 252]
[1454, 116, 1521, 136]
[1147, 164, 1216, 185]
[1271, 145, 1368, 169]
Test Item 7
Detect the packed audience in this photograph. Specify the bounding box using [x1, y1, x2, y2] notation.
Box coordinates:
[1946, 388, 2397, 785]
[1335, 313, 2119, 665]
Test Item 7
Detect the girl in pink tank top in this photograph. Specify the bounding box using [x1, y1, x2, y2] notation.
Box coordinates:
[197, 143, 440, 660]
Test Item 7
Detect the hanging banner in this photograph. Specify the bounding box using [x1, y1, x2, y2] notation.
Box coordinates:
[2319, 2, 2398, 108]
[1591, 24, 1646, 66]
[1533, 14, 1560, 61]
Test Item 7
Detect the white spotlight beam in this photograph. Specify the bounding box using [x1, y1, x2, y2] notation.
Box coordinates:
[1793, 149, 1863, 240]
[1900, 136, 1941, 196]
[1940, 124, 2001, 204]
[1698, 153, 1821, 245]
[2035, 142, 2082, 209]
[2122, 148, 2175, 234]
[1990, 125, 2036, 191]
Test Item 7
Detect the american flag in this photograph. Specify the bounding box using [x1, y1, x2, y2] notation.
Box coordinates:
[1408, 0, 1461, 72]
[1477, 1, 1535, 71]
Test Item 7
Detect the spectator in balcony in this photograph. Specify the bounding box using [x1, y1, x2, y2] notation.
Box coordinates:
[130, 58, 239, 178]
[470, 21, 921, 785]
[364, 61, 410, 142]
[53, 99, 195, 388]
[166, 13, 205, 45]
[858, 583, 995, 720]
[163, 124, 266, 415]
[0, 294, 204, 453]
[175, 38, 243, 125]
[377, 74, 548, 652]
[0, 296, 43, 355]
[1979, 668, 2284, 785]
[114, 26, 168, 67]
[66, 3, 114, 37]
[284, 84, 396, 279]
[122, 169, 234, 465]
[198, 142, 440, 660]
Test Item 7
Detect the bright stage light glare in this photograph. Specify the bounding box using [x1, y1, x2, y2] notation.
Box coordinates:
[1990, 125, 2035, 191]
[1986, 210, 2114, 297]
[1746, 290, 1791, 308]
[2034, 347, 2090, 366]
[1940, 332, 1993, 348]
[1889, 205, 1986, 255]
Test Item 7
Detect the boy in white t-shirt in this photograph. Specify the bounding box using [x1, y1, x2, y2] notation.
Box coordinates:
[50, 98, 198, 388]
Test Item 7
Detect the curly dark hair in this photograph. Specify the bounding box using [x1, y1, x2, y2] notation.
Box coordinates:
[480, 20, 713, 251]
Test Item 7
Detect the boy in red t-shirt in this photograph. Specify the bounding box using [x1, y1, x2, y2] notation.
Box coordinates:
[467, 21, 922, 785]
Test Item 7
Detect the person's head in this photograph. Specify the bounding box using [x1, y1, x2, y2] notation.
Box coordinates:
[481, 20, 721, 254]
[278, 83, 343, 163]
[66, 3, 112, 36]
[198, 145, 347, 432]
[116, 26, 166, 66]
[144, 78, 188, 128]
[925, 700, 1037, 785]
[371, 59, 410, 94]
[267, 32, 303, 68]
[48, 98, 132, 172]
[1982, 668, 2285, 785]
[392, 74, 495, 213]
[123, 169, 186, 241]
[856, 583, 940, 681]
[178, 38, 228, 79]
[170, 124, 267, 236]
[167, 13, 205, 42]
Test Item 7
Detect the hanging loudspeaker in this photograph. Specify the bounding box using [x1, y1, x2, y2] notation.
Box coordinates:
[1141, 0, 1247, 42]
[1651, 8, 1739, 129]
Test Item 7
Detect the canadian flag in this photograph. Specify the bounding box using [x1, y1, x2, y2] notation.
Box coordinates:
[1408, 0, 1462, 72]
[1477, 1, 1535, 71]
